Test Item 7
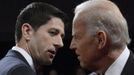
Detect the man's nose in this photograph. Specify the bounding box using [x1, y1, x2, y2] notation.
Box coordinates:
[54, 37, 64, 49]
[70, 39, 76, 50]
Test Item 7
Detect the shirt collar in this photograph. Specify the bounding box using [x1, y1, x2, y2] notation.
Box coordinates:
[12, 46, 35, 71]
[105, 46, 130, 75]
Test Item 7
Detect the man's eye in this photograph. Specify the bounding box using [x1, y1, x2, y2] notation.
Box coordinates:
[74, 35, 81, 40]
[49, 31, 57, 36]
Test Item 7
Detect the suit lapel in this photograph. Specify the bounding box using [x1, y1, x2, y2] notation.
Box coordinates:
[121, 51, 134, 75]
[6, 50, 31, 67]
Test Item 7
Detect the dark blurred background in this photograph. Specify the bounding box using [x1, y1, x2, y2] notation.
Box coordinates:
[0, 0, 133, 75]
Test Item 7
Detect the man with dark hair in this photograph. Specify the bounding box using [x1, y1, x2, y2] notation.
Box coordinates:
[70, 0, 134, 75]
[0, 2, 68, 75]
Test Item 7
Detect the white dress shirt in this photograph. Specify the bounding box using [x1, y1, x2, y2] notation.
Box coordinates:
[89, 72, 98, 75]
[105, 46, 130, 75]
[89, 46, 130, 75]
[12, 46, 35, 71]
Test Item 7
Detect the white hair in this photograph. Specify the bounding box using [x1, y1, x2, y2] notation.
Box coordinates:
[74, 0, 131, 48]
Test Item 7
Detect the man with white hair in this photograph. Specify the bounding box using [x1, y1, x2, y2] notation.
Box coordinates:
[70, 0, 134, 75]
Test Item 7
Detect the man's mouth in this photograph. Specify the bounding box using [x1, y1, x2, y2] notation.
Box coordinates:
[48, 49, 56, 58]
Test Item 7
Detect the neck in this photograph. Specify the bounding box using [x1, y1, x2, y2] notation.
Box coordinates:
[96, 47, 125, 74]
[16, 39, 30, 55]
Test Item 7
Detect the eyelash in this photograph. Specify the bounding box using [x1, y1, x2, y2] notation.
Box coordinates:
[49, 30, 64, 39]
[49, 31, 57, 36]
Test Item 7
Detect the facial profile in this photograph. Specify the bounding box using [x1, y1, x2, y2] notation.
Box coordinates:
[27, 17, 64, 65]
[70, 13, 102, 70]
[70, 0, 110, 71]
[70, 0, 132, 74]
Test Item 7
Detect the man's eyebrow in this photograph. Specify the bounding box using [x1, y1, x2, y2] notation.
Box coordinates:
[49, 28, 60, 33]
[50, 28, 65, 37]
[49, 28, 59, 30]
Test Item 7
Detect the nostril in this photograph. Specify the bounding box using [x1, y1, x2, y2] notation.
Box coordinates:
[54, 44, 63, 49]
[54, 41, 64, 49]
[70, 45, 73, 49]
[70, 43, 76, 50]
[70, 46, 76, 51]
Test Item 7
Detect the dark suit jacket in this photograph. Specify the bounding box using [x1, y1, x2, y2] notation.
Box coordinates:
[0, 50, 36, 75]
[121, 51, 134, 75]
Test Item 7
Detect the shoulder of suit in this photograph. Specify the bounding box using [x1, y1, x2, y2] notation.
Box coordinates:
[8, 64, 35, 75]
[0, 56, 31, 75]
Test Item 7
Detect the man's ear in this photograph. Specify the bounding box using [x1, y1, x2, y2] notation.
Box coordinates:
[96, 31, 107, 49]
[21, 23, 33, 41]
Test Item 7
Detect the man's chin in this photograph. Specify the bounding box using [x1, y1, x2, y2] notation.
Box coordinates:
[46, 58, 54, 65]
[80, 62, 89, 70]
[38, 59, 53, 66]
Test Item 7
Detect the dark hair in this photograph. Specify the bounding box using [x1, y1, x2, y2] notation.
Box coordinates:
[15, 2, 68, 42]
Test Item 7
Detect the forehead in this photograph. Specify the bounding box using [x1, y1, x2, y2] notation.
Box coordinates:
[38, 17, 64, 32]
[72, 13, 87, 35]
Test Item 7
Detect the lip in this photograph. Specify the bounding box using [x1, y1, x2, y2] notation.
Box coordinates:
[75, 51, 80, 56]
[48, 49, 56, 58]
[75, 51, 80, 60]
[77, 55, 80, 60]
